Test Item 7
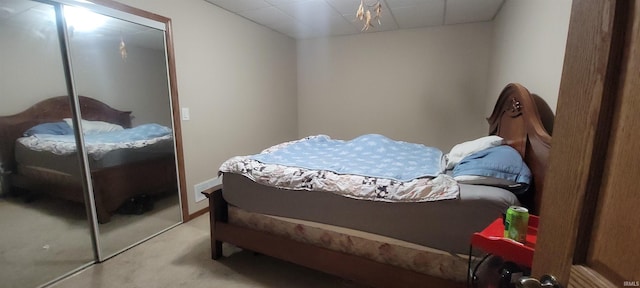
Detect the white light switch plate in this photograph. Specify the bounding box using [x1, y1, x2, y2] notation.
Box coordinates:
[181, 107, 190, 120]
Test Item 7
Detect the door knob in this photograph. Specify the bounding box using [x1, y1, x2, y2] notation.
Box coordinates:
[516, 274, 562, 288]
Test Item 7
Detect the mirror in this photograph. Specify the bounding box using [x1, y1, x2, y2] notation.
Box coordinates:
[63, 4, 182, 258]
[0, 0, 184, 286]
[0, 1, 95, 286]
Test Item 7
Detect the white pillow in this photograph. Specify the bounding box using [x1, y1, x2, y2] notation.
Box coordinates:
[445, 135, 504, 170]
[63, 118, 124, 134]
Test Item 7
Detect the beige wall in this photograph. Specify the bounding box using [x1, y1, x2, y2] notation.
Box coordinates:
[71, 43, 173, 127]
[297, 23, 493, 151]
[486, 0, 573, 114]
[117, 0, 298, 214]
[0, 15, 67, 114]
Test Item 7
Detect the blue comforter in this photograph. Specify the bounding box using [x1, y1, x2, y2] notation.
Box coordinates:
[250, 134, 445, 181]
[34, 123, 172, 144]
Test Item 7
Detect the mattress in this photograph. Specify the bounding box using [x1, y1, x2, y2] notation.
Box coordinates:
[14, 139, 174, 176]
[222, 172, 520, 255]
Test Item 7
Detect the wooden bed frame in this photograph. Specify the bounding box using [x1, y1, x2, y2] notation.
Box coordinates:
[0, 96, 178, 223]
[204, 83, 553, 288]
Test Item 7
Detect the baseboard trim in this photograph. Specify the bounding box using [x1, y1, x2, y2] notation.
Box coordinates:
[184, 206, 208, 222]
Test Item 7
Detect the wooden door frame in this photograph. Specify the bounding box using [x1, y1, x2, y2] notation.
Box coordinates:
[532, 0, 630, 285]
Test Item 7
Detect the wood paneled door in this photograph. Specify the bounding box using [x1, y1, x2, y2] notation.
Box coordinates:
[532, 0, 640, 287]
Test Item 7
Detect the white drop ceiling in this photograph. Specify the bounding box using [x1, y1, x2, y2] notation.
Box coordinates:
[203, 0, 505, 39]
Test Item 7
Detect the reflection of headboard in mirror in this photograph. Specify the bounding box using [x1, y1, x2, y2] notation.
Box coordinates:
[0, 96, 132, 172]
[487, 83, 553, 215]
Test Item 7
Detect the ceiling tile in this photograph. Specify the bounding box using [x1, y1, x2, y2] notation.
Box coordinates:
[331, 0, 397, 33]
[276, 0, 336, 25]
[385, 0, 437, 9]
[0, 0, 41, 19]
[343, 11, 398, 33]
[203, 0, 505, 39]
[203, 0, 271, 13]
[239, 6, 294, 26]
[445, 0, 504, 25]
[265, 0, 309, 6]
[324, 0, 362, 15]
[1, 1, 54, 31]
[390, 0, 445, 29]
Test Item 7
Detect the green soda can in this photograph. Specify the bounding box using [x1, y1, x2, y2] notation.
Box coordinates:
[504, 206, 529, 243]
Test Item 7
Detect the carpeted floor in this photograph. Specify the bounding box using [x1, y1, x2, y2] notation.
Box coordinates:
[51, 213, 365, 288]
[0, 194, 94, 288]
[1, 193, 365, 288]
[0, 192, 180, 288]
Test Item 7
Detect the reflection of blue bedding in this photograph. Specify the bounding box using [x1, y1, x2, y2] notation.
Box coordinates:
[250, 134, 445, 182]
[34, 123, 172, 144]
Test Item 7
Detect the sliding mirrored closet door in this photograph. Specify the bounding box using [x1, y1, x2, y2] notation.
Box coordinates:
[0, 1, 94, 287]
[0, 0, 183, 286]
[63, 3, 182, 258]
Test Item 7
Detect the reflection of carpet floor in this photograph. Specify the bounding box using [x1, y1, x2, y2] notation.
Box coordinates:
[0, 192, 181, 288]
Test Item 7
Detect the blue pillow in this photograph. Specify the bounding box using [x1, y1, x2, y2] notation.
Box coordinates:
[23, 121, 73, 136]
[452, 145, 532, 194]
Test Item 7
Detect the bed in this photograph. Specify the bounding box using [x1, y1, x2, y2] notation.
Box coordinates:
[0, 96, 178, 223]
[203, 83, 553, 288]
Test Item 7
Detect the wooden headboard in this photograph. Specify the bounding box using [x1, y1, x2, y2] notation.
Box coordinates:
[487, 83, 553, 215]
[0, 96, 132, 173]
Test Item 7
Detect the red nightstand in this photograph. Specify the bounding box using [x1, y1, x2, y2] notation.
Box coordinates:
[470, 215, 538, 267]
[467, 215, 539, 287]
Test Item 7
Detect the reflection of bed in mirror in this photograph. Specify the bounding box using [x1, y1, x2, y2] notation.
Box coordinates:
[0, 96, 178, 223]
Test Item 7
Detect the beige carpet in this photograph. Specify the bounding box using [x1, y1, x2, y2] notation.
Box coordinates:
[51, 213, 366, 288]
[0, 195, 94, 288]
[0, 193, 180, 288]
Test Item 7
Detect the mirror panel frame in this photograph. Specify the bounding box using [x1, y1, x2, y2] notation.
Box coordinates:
[84, 0, 187, 222]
